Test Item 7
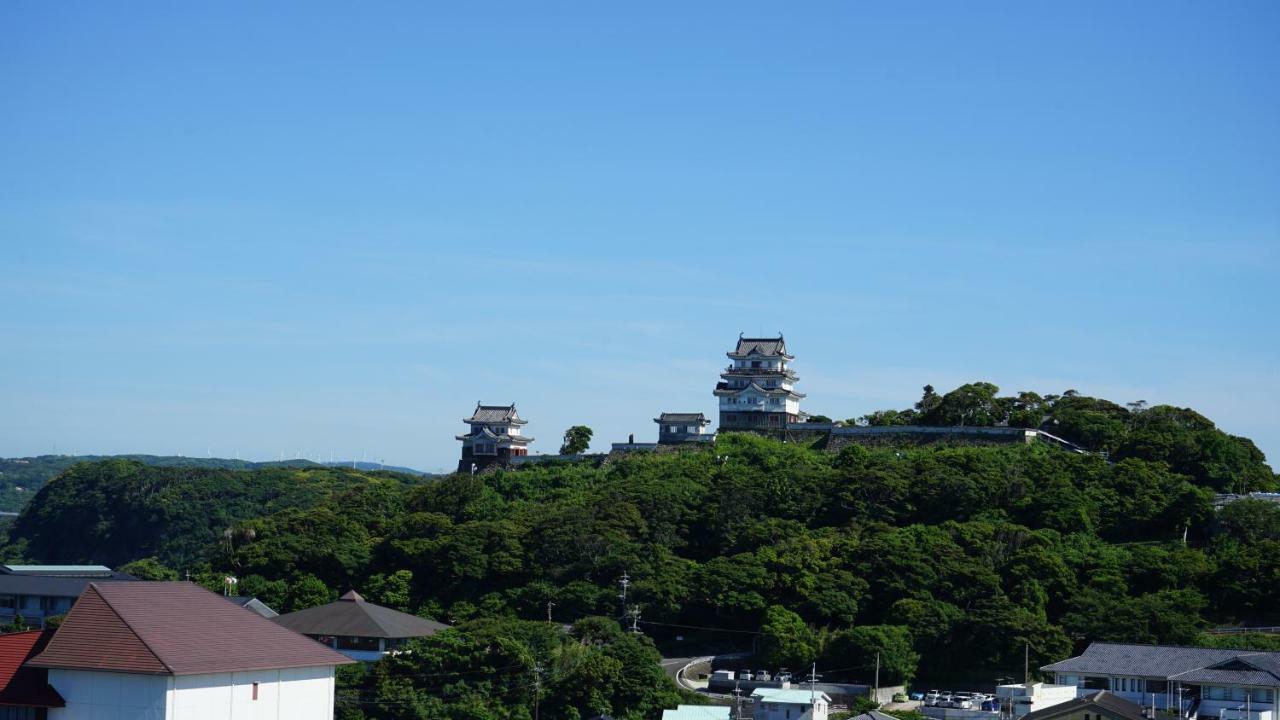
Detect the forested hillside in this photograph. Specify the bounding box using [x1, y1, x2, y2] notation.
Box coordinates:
[0, 454, 425, 513]
[2, 460, 423, 568]
[4, 390, 1277, 719]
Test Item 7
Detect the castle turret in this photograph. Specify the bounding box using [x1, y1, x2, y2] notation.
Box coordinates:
[713, 334, 805, 430]
[654, 412, 713, 444]
[456, 402, 533, 473]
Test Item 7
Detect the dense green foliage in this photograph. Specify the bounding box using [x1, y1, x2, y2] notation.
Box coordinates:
[5, 387, 1277, 715]
[0, 454, 425, 513]
[337, 616, 691, 720]
[855, 387, 1273, 494]
[3, 459, 421, 568]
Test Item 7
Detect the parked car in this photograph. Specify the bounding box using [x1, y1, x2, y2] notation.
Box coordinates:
[924, 691, 942, 707]
[894, 693, 909, 703]
[738, 669, 753, 681]
[777, 671, 793, 683]
[952, 693, 975, 709]
[937, 693, 955, 708]
[755, 670, 772, 682]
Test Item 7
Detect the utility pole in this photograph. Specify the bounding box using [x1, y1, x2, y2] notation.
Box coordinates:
[807, 662, 821, 706]
[618, 572, 631, 618]
[1024, 642, 1030, 684]
[874, 651, 880, 704]
[546, 601, 555, 623]
[532, 663, 543, 720]
[627, 606, 642, 634]
[733, 681, 743, 719]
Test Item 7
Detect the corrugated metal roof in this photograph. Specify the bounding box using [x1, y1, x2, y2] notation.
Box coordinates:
[224, 596, 279, 619]
[751, 688, 830, 704]
[28, 582, 352, 675]
[273, 592, 449, 640]
[0, 566, 114, 577]
[0, 573, 133, 599]
[661, 705, 731, 720]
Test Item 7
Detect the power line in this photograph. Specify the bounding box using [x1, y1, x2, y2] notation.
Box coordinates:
[636, 619, 762, 635]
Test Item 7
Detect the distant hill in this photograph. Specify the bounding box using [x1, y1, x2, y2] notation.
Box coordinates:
[0, 454, 428, 513]
[3, 384, 1278, 685]
[2, 459, 424, 568]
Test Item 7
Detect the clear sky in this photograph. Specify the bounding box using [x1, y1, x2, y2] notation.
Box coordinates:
[2, 2, 1277, 473]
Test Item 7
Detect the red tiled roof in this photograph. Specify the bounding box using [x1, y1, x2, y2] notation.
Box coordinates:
[0, 630, 64, 708]
[28, 582, 353, 676]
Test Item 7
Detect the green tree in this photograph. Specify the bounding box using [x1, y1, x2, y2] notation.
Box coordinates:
[285, 574, 333, 611]
[119, 556, 179, 580]
[759, 605, 817, 669]
[822, 625, 919, 684]
[559, 425, 594, 455]
[366, 570, 414, 611]
[920, 382, 1003, 426]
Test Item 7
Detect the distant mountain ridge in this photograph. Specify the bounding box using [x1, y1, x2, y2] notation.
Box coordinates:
[0, 454, 428, 513]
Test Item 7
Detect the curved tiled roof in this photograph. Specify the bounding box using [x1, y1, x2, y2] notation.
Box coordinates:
[713, 381, 805, 399]
[655, 413, 709, 424]
[727, 335, 792, 359]
[27, 582, 351, 675]
[464, 403, 528, 425]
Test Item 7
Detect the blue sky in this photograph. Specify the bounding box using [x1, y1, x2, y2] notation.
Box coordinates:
[1, 2, 1277, 473]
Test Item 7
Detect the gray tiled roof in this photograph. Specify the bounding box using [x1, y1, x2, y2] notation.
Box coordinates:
[1023, 692, 1145, 720]
[464, 403, 527, 425]
[273, 590, 450, 640]
[729, 335, 791, 358]
[456, 427, 534, 443]
[655, 413, 709, 424]
[1042, 642, 1280, 683]
[713, 381, 806, 399]
[0, 571, 134, 599]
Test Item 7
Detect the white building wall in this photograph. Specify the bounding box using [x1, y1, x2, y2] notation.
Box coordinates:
[753, 700, 828, 720]
[47, 669, 171, 720]
[996, 683, 1079, 718]
[48, 665, 335, 720]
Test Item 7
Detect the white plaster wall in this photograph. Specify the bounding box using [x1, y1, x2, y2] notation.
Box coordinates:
[49, 666, 335, 720]
[754, 700, 827, 720]
[719, 392, 801, 415]
[47, 669, 170, 720]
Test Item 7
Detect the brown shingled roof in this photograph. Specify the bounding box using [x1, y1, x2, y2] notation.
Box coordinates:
[27, 582, 352, 676]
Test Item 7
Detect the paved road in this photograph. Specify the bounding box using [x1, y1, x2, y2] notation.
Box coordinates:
[660, 656, 696, 680]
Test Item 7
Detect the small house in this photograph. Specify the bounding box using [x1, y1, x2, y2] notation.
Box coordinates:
[752, 687, 830, 720]
[272, 590, 449, 662]
[26, 581, 352, 719]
